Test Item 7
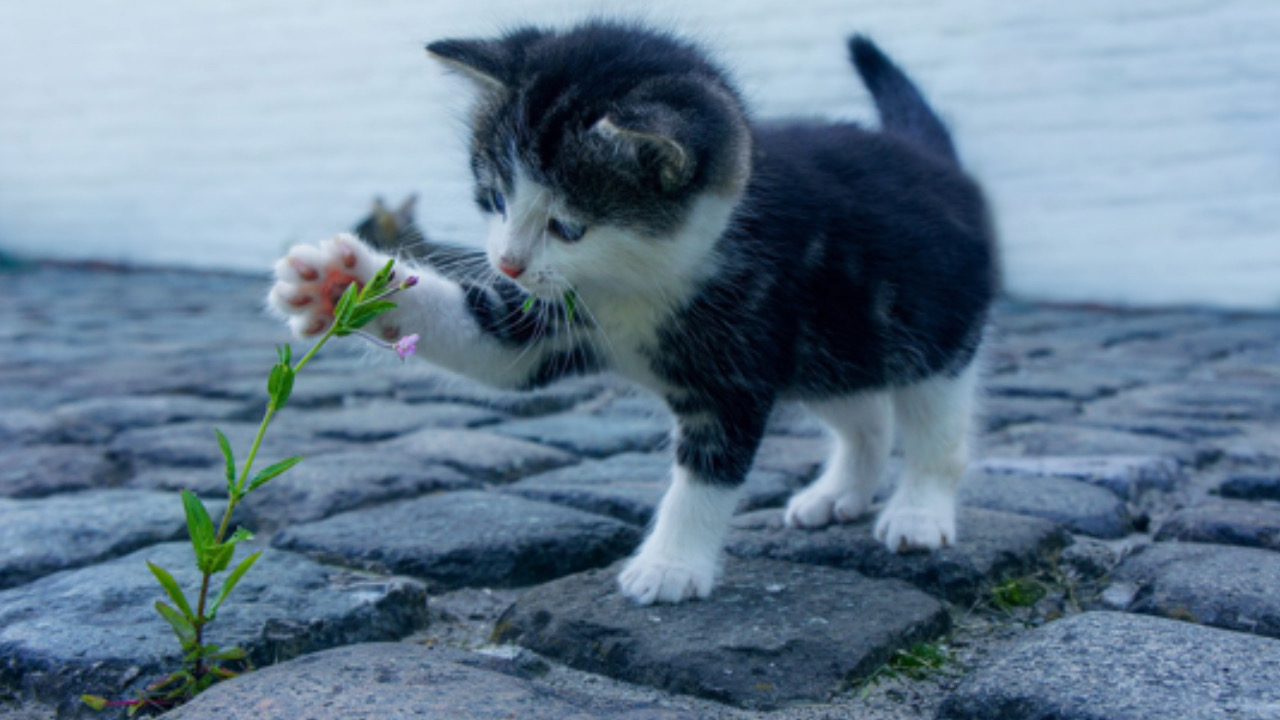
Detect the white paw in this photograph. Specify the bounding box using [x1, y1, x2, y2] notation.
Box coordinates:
[784, 486, 871, 529]
[875, 494, 956, 553]
[617, 553, 716, 605]
[267, 233, 398, 339]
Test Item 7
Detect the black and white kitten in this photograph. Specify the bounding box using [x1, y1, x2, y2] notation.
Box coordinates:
[269, 22, 996, 605]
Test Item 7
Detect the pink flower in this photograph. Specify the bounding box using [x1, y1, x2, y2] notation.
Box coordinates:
[401, 276, 419, 289]
[392, 333, 419, 362]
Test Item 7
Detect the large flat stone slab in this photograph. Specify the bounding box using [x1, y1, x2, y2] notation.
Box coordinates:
[0, 445, 119, 498]
[727, 507, 1069, 604]
[50, 395, 246, 444]
[1110, 542, 1280, 638]
[960, 471, 1132, 538]
[1155, 500, 1280, 551]
[291, 400, 503, 442]
[394, 370, 608, 416]
[938, 612, 1280, 720]
[493, 557, 949, 710]
[0, 489, 190, 589]
[379, 428, 579, 482]
[165, 643, 699, 720]
[0, 542, 428, 716]
[502, 452, 803, 526]
[273, 491, 640, 590]
[977, 454, 1183, 499]
[108, 421, 334, 473]
[236, 451, 477, 532]
[985, 423, 1206, 466]
[489, 413, 670, 458]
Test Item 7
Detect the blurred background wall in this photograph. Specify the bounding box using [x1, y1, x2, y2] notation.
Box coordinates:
[0, 0, 1276, 308]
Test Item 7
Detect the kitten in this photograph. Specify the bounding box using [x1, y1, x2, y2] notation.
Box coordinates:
[269, 21, 996, 605]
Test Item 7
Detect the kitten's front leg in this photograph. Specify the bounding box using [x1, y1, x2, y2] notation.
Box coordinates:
[267, 233, 573, 388]
[618, 406, 768, 604]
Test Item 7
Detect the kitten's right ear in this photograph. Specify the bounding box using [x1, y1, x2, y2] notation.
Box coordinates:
[426, 39, 509, 89]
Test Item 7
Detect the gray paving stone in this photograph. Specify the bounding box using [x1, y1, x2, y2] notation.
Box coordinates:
[753, 434, 828, 483]
[1155, 500, 1280, 551]
[502, 452, 803, 526]
[1111, 542, 1280, 638]
[1086, 380, 1280, 423]
[489, 412, 670, 458]
[165, 643, 699, 720]
[985, 422, 1207, 465]
[272, 491, 640, 590]
[1219, 473, 1280, 501]
[0, 410, 61, 445]
[379, 428, 579, 482]
[976, 454, 1183, 499]
[235, 451, 477, 532]
[0, 445, 120, 498]
[108, 420, 335, 473]
[203, 372, 396, 407]
[981, 396, 1079, 432]
[960, 471, 1132, 538]
[727, 507, 1069, 604]
[986, 371, 1132, 402]
[0, 489, 192, 589]
[494, 557, 949, 710]
[294, 401, 503, 442]
[50, 395, 247, 443]
[764, 403, 826, 437]
[395, 371, 607, 416]
[0, 542, 428, 717]
[937, 611, 1280, 720]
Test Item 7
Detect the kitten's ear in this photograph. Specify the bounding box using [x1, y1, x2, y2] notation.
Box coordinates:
[426, 38, 509, 89]
[396, 194, 418, 224]
[593, 113, 696, 193]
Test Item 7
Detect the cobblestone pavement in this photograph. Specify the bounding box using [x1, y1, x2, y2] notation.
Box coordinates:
[3, 264, 1280, 719]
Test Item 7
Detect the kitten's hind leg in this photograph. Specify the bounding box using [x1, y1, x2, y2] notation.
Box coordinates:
[785, 392, 892, 528]
[876, 364, 978, 552]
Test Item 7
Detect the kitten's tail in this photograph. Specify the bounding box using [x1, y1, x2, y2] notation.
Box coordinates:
[848, 35, 958, 165]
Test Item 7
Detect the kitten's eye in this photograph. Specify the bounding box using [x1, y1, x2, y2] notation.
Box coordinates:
[547, 218, 586, 243]
[489, 189, 507, 218]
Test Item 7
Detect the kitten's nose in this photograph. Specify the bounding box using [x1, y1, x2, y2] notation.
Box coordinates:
[498, 259, 525, 279]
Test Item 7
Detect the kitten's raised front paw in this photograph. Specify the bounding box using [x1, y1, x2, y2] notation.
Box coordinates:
[874, 495, 956, 553]
[617, 553, 716, 605]
[784, 486, 871, 529]
[267, 233, 397, 338]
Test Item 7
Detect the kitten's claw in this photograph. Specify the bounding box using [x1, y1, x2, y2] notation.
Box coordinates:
[874, 493, 956, 553]
[618, 554, 715, 605]
[784, 487, 870, 529]
[267, 233, 392, 338]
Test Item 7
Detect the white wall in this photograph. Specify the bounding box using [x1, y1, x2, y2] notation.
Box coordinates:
[1, 0, 1277, 308]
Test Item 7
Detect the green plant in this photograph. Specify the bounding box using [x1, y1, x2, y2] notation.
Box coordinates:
[83, 261, 416, 716]
[990, 577, 1048, 612]
[857, 641, 958, 697]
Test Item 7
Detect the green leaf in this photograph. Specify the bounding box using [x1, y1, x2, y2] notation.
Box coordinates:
[564, 289, 578, 323]
[81, 695, 109, 711]
[202, 542, 235, 574]
[346, 300, 397, 330]
[521, 295, 536, 314]
[213, 428, 236, 487]
[208, 551, 262, 619]
[181, 490, 214, 559]
[267, 362, 295, 409]
[155, 601, 198, 652]
[333, 282, 359, 325]
[248, 455, 304, 492]
[359, 259, 396, 302]
[276, 343, 292, 366]
[210, 645, 248, 661]
[147, 562, 195, 622]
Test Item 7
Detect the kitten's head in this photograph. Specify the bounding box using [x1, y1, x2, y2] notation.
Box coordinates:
[428, 21, 751, 301]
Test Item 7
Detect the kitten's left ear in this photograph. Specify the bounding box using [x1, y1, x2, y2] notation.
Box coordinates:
[426, 28, 546, 90]
[593, 112, 696, 193]
[426, 38, 508, 89]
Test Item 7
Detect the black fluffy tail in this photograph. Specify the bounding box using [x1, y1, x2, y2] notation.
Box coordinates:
[849, 35, 958, 165]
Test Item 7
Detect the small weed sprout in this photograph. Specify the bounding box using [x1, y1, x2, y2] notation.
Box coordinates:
[857, 641, 959, 698]
[83, 261, 416, 716]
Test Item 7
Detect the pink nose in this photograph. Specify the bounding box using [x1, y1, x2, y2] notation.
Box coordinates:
[499, 260, 525, 279]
